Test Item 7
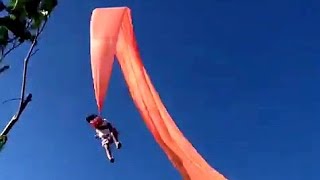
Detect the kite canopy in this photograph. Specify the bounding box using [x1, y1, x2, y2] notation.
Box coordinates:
[90, 7, 227, 180]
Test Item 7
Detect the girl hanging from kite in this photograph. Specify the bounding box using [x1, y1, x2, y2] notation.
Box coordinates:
[86, 114, 122, 163]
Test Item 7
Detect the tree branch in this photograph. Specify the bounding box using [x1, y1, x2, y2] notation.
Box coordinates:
[0, 20, 48, 138]
[0, 40, 23, 62]
[0, 94, 32, 136]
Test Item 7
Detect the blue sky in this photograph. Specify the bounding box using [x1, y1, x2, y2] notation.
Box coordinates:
[0, 0, 317, 179]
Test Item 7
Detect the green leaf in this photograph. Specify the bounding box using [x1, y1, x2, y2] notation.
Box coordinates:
[9, 14, 16, 20]
[7, 0, 28, 21]
[0, 26, 9, 46]
[25, 0, 41, 18]
[30, 12, 44, 29]
[39, 0, 57, 15]
[0, 135, 7, 152]
[7, 0, 25, 11]
[2, 15, 29, 41]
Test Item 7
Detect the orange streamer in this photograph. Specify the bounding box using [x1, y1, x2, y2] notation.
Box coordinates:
[90, 7, 227, 180]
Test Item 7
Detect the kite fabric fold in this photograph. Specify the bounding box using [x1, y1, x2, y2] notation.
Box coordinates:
[90, 7, 227, 180]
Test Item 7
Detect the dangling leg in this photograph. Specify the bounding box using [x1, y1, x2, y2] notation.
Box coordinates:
[107, 123, 122, 149]
[102, 139, 114, 163]
[104, 144, 114, 163]
[111, 128, 121, 149]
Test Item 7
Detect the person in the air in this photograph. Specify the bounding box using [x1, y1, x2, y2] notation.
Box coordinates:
[86, 114, 122, 163]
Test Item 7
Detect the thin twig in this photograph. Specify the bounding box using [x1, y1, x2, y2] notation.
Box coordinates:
[30, 49, 39, 57]
[0, 65, 9, 74]
[0, 43, 23, 62]
[0, 20, 48, 136]
[2, 98, 21, 104]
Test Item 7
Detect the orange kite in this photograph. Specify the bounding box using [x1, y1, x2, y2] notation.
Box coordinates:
[90, 7, 227, 180]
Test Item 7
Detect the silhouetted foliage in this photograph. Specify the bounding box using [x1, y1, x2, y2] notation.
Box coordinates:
[0, 0, 58, 151]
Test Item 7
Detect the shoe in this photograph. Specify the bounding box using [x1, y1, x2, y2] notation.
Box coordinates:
[116, 142, 122, 149]
[110, 158, 115, 163]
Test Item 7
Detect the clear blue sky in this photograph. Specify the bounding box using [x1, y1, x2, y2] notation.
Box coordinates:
[0, 0, 317, 179]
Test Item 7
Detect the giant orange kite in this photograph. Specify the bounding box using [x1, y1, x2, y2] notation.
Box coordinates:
[90, 7, 227, 180]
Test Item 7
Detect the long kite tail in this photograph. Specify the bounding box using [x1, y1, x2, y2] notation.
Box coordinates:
[90, 7, 227, 180]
